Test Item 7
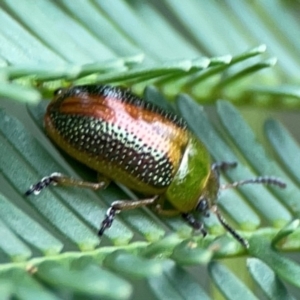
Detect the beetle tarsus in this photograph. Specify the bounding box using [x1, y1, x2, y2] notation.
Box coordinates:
[24, 173, 62, 196]
[182, 213, 207, 237]
[98, 207, 119, 236]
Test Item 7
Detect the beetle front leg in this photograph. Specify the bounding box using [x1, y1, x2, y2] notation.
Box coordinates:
[182, 213, 207, 237]
[99, 196, 159, 236]
[25, 173, 110, 196]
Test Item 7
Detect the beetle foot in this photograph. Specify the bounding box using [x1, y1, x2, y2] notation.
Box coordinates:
[98, 207, 119, 236]
[25, 173, 63, 196]
[182, 213, 207, 237]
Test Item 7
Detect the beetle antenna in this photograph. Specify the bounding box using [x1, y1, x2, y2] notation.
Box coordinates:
[220, 176, 286, 190]
[212, 161, 237, 172]
[211, 205, 249, 248]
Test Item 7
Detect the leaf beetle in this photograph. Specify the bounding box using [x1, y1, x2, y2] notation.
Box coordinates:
[26, 85, 286, 248]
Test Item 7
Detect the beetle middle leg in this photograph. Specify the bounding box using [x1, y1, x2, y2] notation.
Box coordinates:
[25, 173, 110, 196]
[99, 196, 159, 236]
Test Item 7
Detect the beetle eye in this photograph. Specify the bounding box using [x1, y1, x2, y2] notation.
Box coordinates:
[196, 198, 208, 212]
[54, 88, 64, 96]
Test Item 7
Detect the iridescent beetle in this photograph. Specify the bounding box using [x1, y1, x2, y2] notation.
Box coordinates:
[26, 85, 286, 248]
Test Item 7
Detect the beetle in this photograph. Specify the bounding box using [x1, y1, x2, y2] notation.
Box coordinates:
[25, 85, 286, 248]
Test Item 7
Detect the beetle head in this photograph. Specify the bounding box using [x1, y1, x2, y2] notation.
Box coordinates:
[195, 165, 220, 217]
[194, 165, 250, 247]
[195, 161, 286, 248]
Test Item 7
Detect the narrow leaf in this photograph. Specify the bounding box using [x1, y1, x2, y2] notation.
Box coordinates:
[217, 100, 297, 219]
[37, 260, 132, 300]
[103, 250, 163, 278]
[171, 240, 213, 266]
[0, 83, 40, 103]
[0, 219, 31, 262]
[264, 119, 300, 183]
[249, 235, 300, 288]
[0, 268, 60, 300]
[0, 193, 63, 255]
[148, 260, 210, 300]
[209, 261, 258, 300]
[247, 258, 295, 300]
[271, 219, 300, 248]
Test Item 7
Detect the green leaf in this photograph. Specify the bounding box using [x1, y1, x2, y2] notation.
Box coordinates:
[249, 235, 300, 288]
[0, 218, 31, 262]
[247, 258, 295, 300]
[0, 268, 59, 300]
[209, 261, 258, 300]
[271, 220, 300, 248]
[103, 250, 163, 278]
[148, 260, 210, 300]
[0, 193, 63, 256]
[264, 119, 300, 183]
[37, 260, 132, 299]
[1, 1, 300, 299]
[0, 83, 40, 103]
[170, 240, 213, 266]
[217, 100, 300, 218]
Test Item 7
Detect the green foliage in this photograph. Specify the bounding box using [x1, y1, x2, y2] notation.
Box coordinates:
[0, 1, 300, 299]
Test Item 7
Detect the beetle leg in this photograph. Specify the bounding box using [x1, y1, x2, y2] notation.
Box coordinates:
[154, 205, 180, 216]
[25, 173, 110, 196]
[153, 197, 180, 216]
[211, 205, 249, 248]
[98, 207, 116, 236]
[98, 196, 159, 236]
[181, 213, 207, 237]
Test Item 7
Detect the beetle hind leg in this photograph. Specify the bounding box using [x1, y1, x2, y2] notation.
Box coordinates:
[25, 173, 110, 196]
[98, 196, 158, 236]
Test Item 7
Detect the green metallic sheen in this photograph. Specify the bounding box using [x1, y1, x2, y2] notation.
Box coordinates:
[165, 134, 213, 212]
